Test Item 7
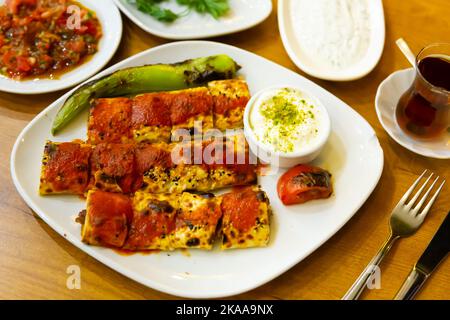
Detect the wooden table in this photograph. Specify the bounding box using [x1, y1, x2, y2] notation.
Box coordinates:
[0, 0, 449, 300]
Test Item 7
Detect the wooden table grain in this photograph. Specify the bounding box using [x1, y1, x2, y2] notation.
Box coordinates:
[0, 0, 449, 300]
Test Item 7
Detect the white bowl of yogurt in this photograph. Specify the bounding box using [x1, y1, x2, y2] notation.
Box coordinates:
[244, 86, 331, 168]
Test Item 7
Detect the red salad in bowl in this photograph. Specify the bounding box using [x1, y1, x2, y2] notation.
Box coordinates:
[0, 0, 102, 80]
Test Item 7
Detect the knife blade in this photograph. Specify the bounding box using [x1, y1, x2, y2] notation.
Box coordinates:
[395, 211, 450, 300]
[416, 211, 450, 275]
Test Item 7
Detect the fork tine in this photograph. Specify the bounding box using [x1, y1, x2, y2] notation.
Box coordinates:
[411, 175, 439, 214]
[417, 179, 446, 218]
[398, 170, 427, 205]
[406, 172, 434, 210]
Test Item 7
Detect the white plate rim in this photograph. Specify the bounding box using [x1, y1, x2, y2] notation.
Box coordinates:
[0, 0, 123, 94]
[277, 0, 385, 81]
[112, 0, 272, 40]
[375, 67, 450, 160]
[10, 41, 384, 298]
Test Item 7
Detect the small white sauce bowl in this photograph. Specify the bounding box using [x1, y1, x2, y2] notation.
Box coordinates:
[243, 85, 331, 168]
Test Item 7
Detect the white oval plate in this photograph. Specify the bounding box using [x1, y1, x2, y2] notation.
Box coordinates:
[112, 0, 272, 40]
[0, 0, 122, 94]
[11, 41, 383, 298]
[375, 68, 450, 159]
[278, 0, 385, 81]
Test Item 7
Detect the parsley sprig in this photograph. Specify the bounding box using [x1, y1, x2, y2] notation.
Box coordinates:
[128, 0, 230, 22]
[131, 0, 179, 22]
[176, 0, 229, 19]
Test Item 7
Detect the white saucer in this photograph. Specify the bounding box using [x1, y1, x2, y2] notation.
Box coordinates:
[375, 68, 450, 159]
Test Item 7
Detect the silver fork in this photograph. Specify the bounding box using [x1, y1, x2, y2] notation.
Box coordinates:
[342, 170, 445, 300]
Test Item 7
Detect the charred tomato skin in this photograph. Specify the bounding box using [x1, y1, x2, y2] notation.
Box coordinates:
[277, 164, 332, 205]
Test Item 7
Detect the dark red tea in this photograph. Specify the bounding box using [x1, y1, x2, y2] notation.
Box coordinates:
[396, 55, 450, 139]
[418, 56, 450, 90]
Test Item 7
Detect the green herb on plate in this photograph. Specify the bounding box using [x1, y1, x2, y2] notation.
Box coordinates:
[130, 0, 179, 22]
[176, 0, 229, 19]
[128, 0, 229, 22]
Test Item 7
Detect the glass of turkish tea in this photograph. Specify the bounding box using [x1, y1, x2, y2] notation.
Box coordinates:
[396, 43, 450, 140]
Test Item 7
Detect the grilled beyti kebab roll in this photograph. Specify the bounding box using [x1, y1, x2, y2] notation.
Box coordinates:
[38, 136, 257, 196]
[52, 55, 240, 134]
[86, 79, 251, 145]
[76, 186, 271, 251]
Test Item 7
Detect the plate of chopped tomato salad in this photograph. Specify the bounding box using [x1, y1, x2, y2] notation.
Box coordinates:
[0, 0, 122, 94]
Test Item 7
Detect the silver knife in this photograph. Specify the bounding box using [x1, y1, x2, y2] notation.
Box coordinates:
[394, 211, 450, 300]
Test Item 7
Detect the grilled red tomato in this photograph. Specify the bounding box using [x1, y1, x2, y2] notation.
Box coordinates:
[277, 164, 332, 205]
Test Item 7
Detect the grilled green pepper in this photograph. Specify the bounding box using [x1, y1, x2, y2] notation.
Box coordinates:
[52, 55, 240, 134]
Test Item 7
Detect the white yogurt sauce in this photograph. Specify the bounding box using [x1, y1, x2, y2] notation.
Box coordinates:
[249, 88, 323, 154]
[291, 0, 371, 70]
